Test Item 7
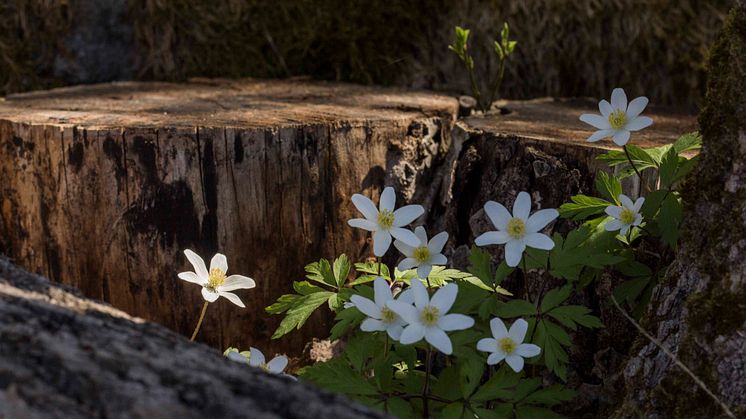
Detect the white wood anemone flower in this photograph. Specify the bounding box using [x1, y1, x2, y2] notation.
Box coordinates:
[605, 194, 644, 235]
[474, 192, 558, 267]
[349, 277, 415, 341]
[227, 348, 295, 379]
[178, 249, 256, 308]
[394, 226, 449, 279]
[579, 88, 653, 146]
[347, 187, 424, 257]
[476, 318, 541, 372]
[387, 279, 474, 355]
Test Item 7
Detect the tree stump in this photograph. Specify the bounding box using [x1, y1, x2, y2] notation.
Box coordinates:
[0, 256, 386, 418]
[0, 78, 458, 355]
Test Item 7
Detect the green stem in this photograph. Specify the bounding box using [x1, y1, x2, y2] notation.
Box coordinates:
[422, 346, 433, 418]
[623, 145, 650, 193]
[190, 301, 209, 341]
[465, 59, 483, 112]
[487, 57, 506, 110]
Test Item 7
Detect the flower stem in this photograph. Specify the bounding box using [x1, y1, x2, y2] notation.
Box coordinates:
[377, 256, 382, 277]
[422, 345, 433, 418]
[190, 301, 209, 341]
[623, 145, 650, 193]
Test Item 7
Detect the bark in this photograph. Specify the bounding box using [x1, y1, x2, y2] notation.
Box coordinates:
[0, 78, 457, 356]
[615, 4, 746, 418]
[0, 256, 386, 419]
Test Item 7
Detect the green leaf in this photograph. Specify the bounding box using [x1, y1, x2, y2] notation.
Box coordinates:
[471, 367, 520, 402]
[612, 277, 651, 308]
[540, 285, 572, 312]
[673, 155, 699, 184]
[333, 254, 351, 288]
[474, 405, 514, 419]
[299, 358, 378, 396]
[271, 291, 334, 339]
[672, 131, 702, 154]
[305, 258, 337, 288]
[459, 356, 485, 399]
[441, 402, 465, 419]
[330, 306, 365, 340]
[659, 147, 679, 189]
[595, 171, 623, 203]
[432, 366, 462, 401]
[265, 293, 301, 314]
[559, 195, 611, 221]
[547, 305, 604, 330]
[468, 247, 493, 287]
[386, 398, 414, 418]
[515, 406, 563, 419]
[522, 385, 575, 406]
[494, 299, 536, 318]
[659, 193, 683, 249]
[640, 189, 668, 220]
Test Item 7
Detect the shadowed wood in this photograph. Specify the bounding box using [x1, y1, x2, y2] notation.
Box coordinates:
[0, 78, 458, 356]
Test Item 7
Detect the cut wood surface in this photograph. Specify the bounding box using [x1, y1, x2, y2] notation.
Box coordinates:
[0, 78, 458, 355]
[0, 256, 386, 419]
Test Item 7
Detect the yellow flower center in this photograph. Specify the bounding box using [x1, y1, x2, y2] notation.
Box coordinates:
[377, 209, 395, 229]
[499, 337, 517, 354]
[207, 268, 226, 290]
[619, 208, 636, 225]
[506, 217, 526, 239]
[608, 109, 627, 129]
[420, 305, 440, 326]
[381, 306, 397, 324]
[412, 246, 431, 263]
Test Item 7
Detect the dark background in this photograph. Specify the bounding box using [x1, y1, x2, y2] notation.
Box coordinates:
[0, 0, 729, 106]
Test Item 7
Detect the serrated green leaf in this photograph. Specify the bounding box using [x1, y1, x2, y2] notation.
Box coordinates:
[659, 193, 682, 249]
[386, 397, 414, 418]
[471, 367, 520, 401]
[595, 171, 623, 203]
[305, 258, 337, 288]
[265, 293, 301, 314]
[333, 254, 351, 288]
[559, 195, 611, 221]
[271, 291, 333, 339]
[330, 306, 365, 340]
[673, 131, 702, 154]
[547, 305, 603, 330]
[460, 356, 484, 399]
[522, 385, 575, 406]
[540, 285, 572, 312]
[515, 406, 563, 419]
[659, 147, 679, 189]
[494, 299, 537, 318]
[299, 358, 378, 396]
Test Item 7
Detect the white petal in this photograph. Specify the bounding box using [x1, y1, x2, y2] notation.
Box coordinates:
[610, 88, 627, 111]
[490, 318, 509, 339]
[605, 205, 623, 218]
[516, 343, 541, 358]
[410, 278, 429, 308]
[430, 254, 448, 265]
[625, 116, 653, 132]
[512, 192, 531, 220]
[619, 194, 635, 209]
[605, 220, 624, 232]
[525, 209, 558, 233]
[373, 230, 392, 257]
[524, 233, 554, 250]
[201, 287, 219, 302]
[399, 323, 426, 345]
[477, 338, 497, 353]
[475, 231, 510, 246]
[379, 187, 396, 212]
[373, 277, 391, 307]
[504, 240, 525, 267]
[620, 224, 631, 235]
[387, 300, 419, 324]
[438, 314, 474, 331]
[416, 264, 432, 280]
[425, 328, 453, 355]
[504, 354, 525, 372]
[633, 197, 645, 212]
[394, 240, 415, 257]
[348, 218, 378, 231]
[586, 129, 614, 142]
[413, 226, 429, 245]
[219, 291, 245, 308]
[427, 231, 449, 254]
[625, 96, 648, 119]
[267, 356, 288, 373]
[178, 271, 203, 285]
[508, 318, 529, 343]
[351, 194, 379, 220]
[361, 318, 387, 332]
[227, 351, 248, 364]
[396, 289, 414, 304]
[398, 258, 418, 271]
[393, 205, 424, 227]
[350, 295, 381, 318]
[634, 214, 643, 226]
[220, 275, 256, 291]
[210, 253, 228, 274]
[612, 130, 631, 146]
[430, 283, 458, 313]
[184, 249, 209, 280]
[386, 324, 404, 341]
[579, 114, 611, 130]
[249, 347, 265, 367]
[484, 201, 511, 230]
[487, 352, 507, 365]
[598, 99, 613, 118]
[390, 227, 420, 247]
